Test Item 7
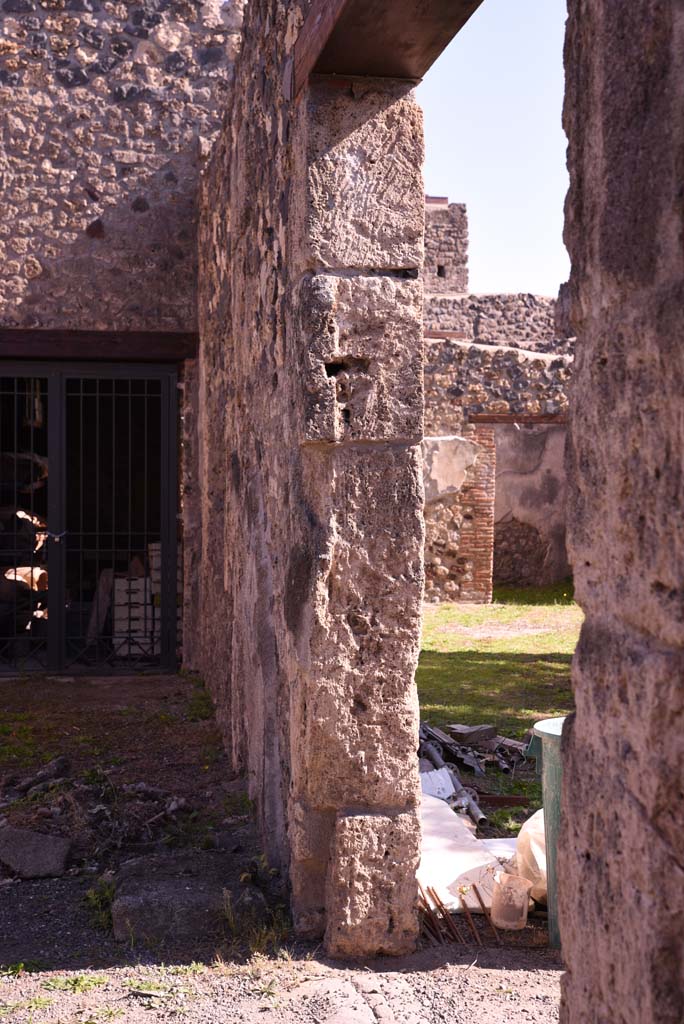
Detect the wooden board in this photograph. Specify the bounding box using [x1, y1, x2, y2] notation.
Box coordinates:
[294, 0, 485, 95]
[0, 329, 198, 362]
[468, 413, 568, 425]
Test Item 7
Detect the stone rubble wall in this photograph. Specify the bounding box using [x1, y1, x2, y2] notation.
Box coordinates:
[423, 424, 495, 603]
[426, 292, 574, 355]
[421, 201, 468, 295]
[0, 0, 243, 331]
[423, 337, 571, 600]
[196, 0, 425, 957]
[560, 3, 684, 1021]
[424, 338, 572, 432]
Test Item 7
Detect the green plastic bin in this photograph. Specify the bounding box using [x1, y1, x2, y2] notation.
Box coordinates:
[530, 716, 566, 949]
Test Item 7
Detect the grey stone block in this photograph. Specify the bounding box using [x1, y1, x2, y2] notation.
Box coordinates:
[0, 826, 71, 878]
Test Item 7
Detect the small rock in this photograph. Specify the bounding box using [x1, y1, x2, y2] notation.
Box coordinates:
[16, 756, 70, 795]
[0, 826, 71, 878]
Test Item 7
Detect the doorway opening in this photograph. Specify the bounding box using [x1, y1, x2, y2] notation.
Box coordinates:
[0, 364, 179, 675]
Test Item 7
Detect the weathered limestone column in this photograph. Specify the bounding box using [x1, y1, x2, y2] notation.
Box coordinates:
[198, 2, 424, 958]
[560, 3, 684, 1021]
[290, 78, 425, 957]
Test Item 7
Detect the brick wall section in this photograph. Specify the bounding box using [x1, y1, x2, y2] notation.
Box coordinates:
[458, 425, 496, 601]
[424, 424, 495, 603]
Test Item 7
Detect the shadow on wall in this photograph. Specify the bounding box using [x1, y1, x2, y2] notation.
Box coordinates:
[6, 151, 203, 333]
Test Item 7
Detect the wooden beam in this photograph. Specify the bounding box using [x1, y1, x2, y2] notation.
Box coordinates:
[0, 329, 198, 362]
[468, 413, 568, 425]
[294, 0, 485, 95]
[293, 0, 349, 99]
[425, 330, 469, 341]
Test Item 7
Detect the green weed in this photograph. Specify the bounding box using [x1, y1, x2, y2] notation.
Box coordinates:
[43, 974, 106, 993]
[85, 878, 116, 931]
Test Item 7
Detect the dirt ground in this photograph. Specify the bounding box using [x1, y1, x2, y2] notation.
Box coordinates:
[0, 674, 562, 1023]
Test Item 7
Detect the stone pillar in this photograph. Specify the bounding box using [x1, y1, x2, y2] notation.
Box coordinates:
[198, 3, 425, 956]
[290, 78, 425, 957]
[560, 3, 684, 1021]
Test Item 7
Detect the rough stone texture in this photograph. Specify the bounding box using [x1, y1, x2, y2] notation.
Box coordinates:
[426, 293, 574, 354]
[0, 0, 243, 330]
[422, 336, 571, 600]
[195, 2, 424, 956]
[559, 2, 684, 1021]
[324, 812, 421, 957]
[424, 339, 572, 433]
[493, 424, 569, 586]
[422, 199, 468, 294]
[0, 825, 70, 877]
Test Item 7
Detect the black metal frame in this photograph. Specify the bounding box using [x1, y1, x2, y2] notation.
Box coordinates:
[0, 362, 178, 674]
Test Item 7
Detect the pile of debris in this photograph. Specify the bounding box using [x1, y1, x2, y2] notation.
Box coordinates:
[0, 756, 242, 880]
[418, 722, 528, 825]
[417, 721, 547, 942]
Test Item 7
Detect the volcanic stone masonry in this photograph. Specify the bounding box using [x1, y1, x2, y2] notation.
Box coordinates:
[559, 3, 684, 1021]
[194, 1, 425, 956]
[422, 199, 574, 601]
[0, 0, 244, 332]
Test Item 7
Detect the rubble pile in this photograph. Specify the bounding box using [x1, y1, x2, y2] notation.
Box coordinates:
[417, 720, 548, 945]
[0, 756, 242, 880]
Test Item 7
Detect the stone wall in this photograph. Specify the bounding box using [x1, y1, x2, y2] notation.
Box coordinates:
[423, 335, 571, 600]
[196, 2, 425, 956]
[559, 3, 684, 1021]
[0, 0, 242, 331]
[493, 424, 569, 587]
[422, 199, 468, 294]
[426, 292, 574, 355]
[424, 338, 572, 431]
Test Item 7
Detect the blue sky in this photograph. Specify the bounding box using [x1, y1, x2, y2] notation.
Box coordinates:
[417, 0, 569, 297]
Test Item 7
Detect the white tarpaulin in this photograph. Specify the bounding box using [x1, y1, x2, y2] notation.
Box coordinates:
[418, 792, 505, 911]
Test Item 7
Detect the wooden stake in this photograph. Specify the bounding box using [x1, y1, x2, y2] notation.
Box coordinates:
[427, 886, 465, 944]
[418, 884, 445, 945]
[459, 893, 483, 946]
[472, 883, 502, 945]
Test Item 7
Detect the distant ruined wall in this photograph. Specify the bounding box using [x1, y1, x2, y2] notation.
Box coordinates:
[0, 0, 242, 331]
[423, 334, 571, 600]
[426, 292, 574, 355]
[197, 0, 425, 957]
[560, 3, 684, 1021]
[422, 200, 468, 294]
[493, 424, 569, 587]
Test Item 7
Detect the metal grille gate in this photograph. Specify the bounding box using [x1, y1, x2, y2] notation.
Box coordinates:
[0, 363, 178, 674]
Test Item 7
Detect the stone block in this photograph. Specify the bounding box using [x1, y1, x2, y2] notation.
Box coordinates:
[0, 826, 70, 878]
[324, 811, 420, 958]
[300, 273, 423, 443]
[307, 79, 424, 270]
[111, 851, 237, 944]
[294, 444, 424, 811]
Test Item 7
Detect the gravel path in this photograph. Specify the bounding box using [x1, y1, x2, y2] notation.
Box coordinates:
[0, 944, 561, 1023]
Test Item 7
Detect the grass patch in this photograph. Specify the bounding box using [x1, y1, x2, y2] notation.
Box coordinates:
[418, 583, 582, 739]
[43, 975, 106, 993]
[186, 678, 214, 722]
